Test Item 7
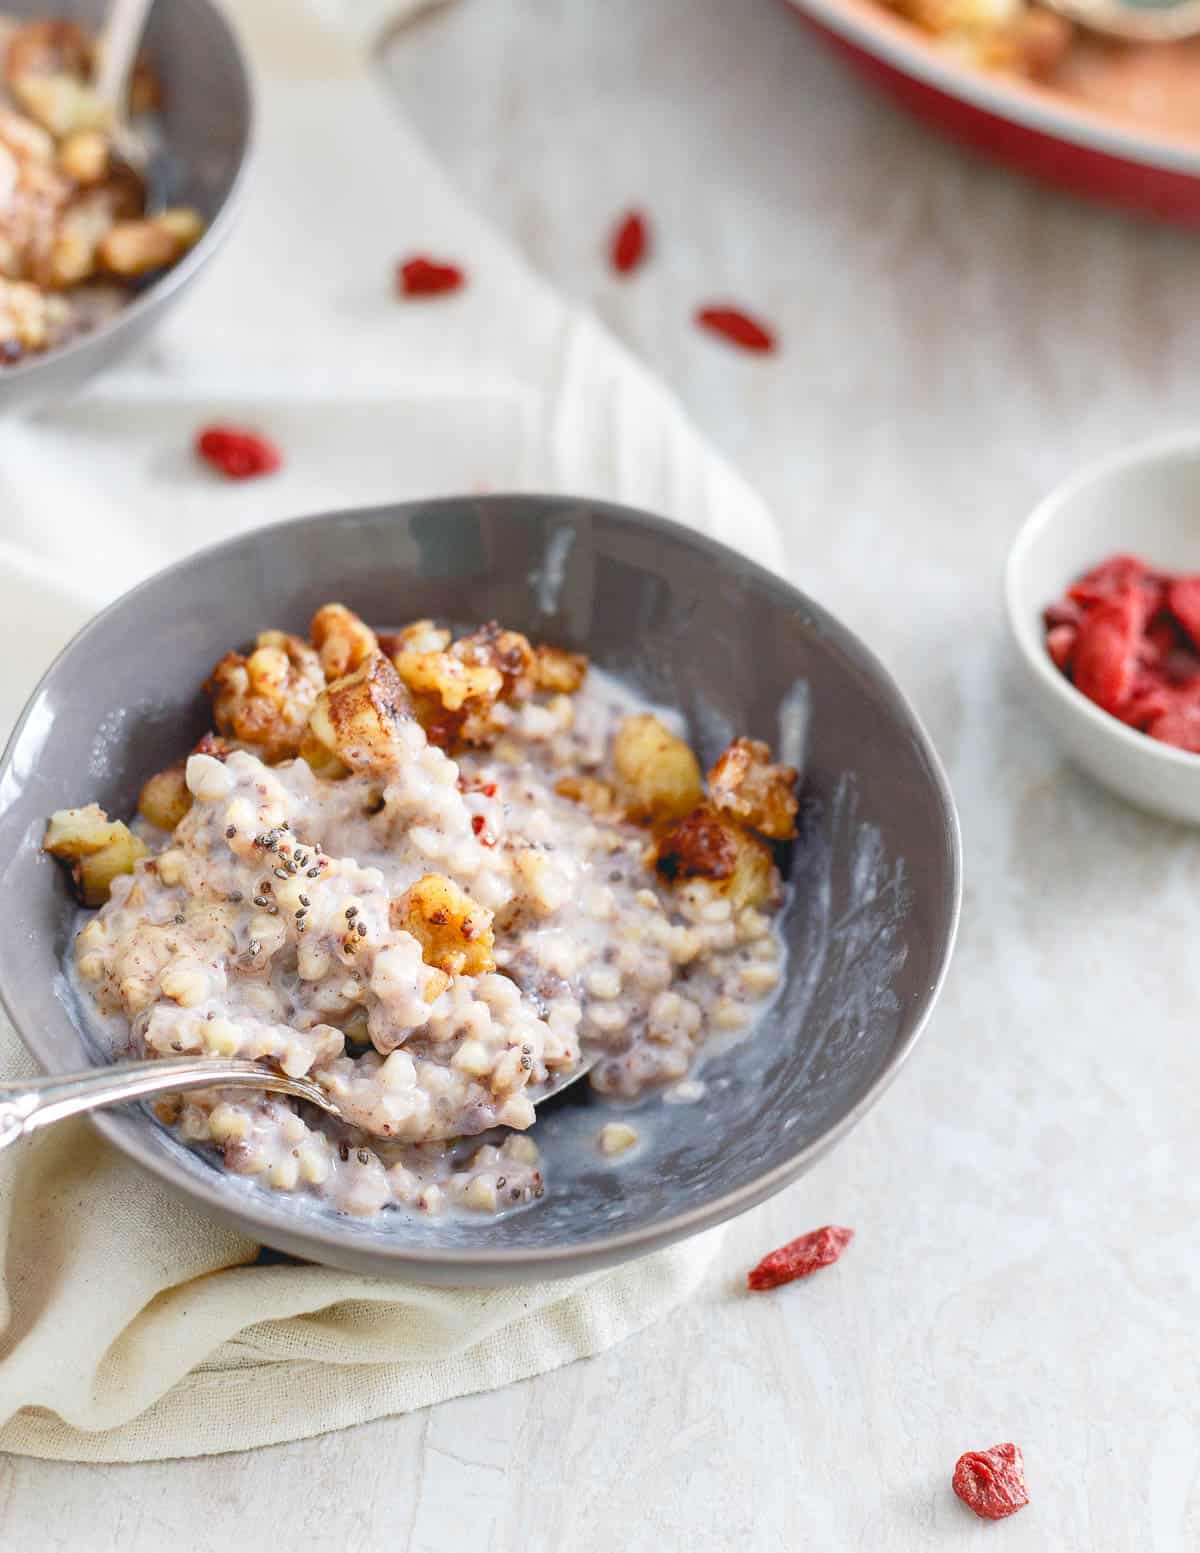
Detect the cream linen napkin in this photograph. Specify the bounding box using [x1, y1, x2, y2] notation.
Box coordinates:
[0, 0, 781, 1461]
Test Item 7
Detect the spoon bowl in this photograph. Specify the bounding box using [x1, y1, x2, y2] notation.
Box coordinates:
[0, 1052, 597, 1152]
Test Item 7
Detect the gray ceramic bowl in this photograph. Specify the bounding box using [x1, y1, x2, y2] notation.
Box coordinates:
[0, 497, 961, 1283]
[0, 0, 252, 414]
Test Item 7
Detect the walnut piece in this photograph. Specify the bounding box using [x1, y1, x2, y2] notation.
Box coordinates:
[708, 737, 799, 840]
[206, 629, 324, 763]
[390, 873, 496, 976]
[532, 643, 588, 694]
[394, 647, 502, 713]
[311, 602, 378, 682]
[450, 622, 534, 700]
[379, 620, 451, 658]
[612, 713, 703, 826]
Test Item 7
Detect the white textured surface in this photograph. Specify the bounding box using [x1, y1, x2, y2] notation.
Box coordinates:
[4, 0, 1200, 1545]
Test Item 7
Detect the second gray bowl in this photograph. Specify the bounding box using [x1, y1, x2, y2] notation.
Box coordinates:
[0, 496, 961, 1282]
[0, 0, 253, 414]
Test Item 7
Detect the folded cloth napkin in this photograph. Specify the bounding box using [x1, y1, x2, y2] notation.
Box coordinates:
[0, 0, 781, 1461]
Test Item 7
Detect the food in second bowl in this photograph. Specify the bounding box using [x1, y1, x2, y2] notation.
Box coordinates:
[1043, 552, 1200, 752]
[45, 606, 799, 1219]
[0, 14, 204, 362]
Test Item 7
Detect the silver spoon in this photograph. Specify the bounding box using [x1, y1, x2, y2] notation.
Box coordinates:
[1041, 0, 1200, 41]
[94, 0, 155, 166]
[0, 1054, 593, 1152]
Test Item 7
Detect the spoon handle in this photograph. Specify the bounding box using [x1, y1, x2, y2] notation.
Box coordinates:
[0, 1057, 322, 1151]
[94, 0, 156, 111]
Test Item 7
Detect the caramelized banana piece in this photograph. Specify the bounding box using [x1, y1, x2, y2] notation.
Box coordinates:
[304, 652, 415, 776]
[612, 713, 703, 826]
[43, 804, 148, 906]
[653, 804, 777, 910]
[138, 763, 192, 831]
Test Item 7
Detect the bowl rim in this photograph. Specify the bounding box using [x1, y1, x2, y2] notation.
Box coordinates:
[0, 0, 256, 391]
[1005, 429, 1200, 775]
[783, 0, 1200, 176]
[1, 495, 963, 1277]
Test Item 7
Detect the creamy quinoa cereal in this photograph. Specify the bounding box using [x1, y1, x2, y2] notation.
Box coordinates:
[0, 14, 203, 362]
[46, 605, 799, 1220]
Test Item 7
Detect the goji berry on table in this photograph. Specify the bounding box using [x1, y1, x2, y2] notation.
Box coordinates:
[610, 209, 649, 275]
[746, 1225, 853, 1290]
[952, 1443, 1029, 1522]
[694, 305, 776, 354]
[396, 256, 465, 297]
[195, 425, 281, 481]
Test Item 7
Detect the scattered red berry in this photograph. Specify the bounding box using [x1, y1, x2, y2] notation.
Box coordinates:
[952, 1443, 1029, 1522]
[396, 256, 465, 297]
[195, 425, 281, 481]
[746, 1225, 854, 1291]
[695, 305, 776, 354]
[1043, 553, 1200, 752]
[610, 209, 649, 275]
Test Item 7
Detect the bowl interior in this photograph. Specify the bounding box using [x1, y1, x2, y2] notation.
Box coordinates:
[0, 498, 959, 1277]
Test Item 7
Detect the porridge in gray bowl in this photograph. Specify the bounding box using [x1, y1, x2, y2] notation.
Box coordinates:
[44, 605, 798, 1221]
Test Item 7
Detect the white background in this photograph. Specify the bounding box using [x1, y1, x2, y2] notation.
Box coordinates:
[3, 0, 1200, 1546]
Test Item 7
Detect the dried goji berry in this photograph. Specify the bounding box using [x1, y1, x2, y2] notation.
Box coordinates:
[1045, 624, 1076, 673]
[1167, 577, 1200, 651]
[1067, 553, 1148, 608]
[1043, 598, 1082, 631]
[195, 425, 281, 481]
[746, 1225, 853, 1291]
[1141, 611, 1181, 667]
[952, 1443, 1029, 1521]
[695, 305, 776, 354]
[396, 256, 465, 297]
[1072, 588, 1144, 714]
[610, 209, 649, 275]
[1117, 674, 1173, 731]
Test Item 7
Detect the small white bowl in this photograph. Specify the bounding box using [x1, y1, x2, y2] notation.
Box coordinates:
[1006, 432, 1200, 826]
